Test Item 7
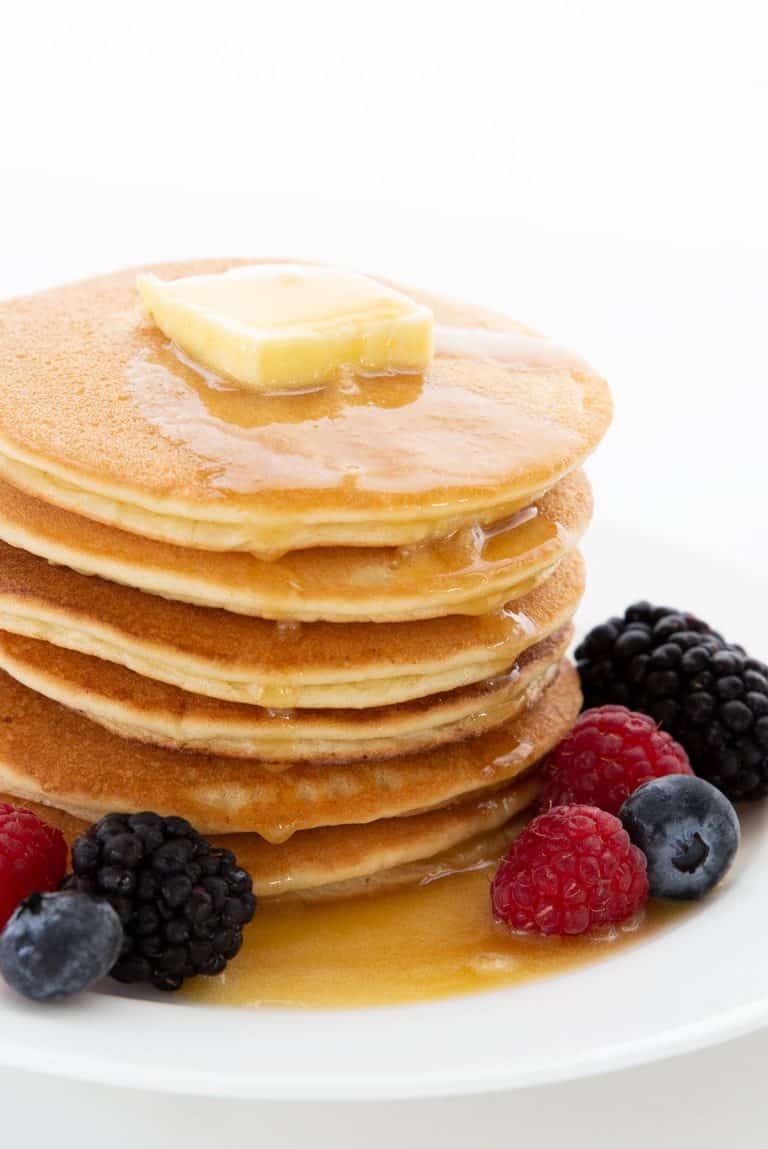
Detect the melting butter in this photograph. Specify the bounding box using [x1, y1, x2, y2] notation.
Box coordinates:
[137, 264, 434, 393]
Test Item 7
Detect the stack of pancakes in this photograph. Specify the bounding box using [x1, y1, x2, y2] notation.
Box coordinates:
[0, 261, 611, 901]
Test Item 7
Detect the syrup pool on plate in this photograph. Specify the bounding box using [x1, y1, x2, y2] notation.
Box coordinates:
[185, 854, 686, 1009]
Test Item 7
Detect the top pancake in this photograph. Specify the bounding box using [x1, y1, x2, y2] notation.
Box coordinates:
[0, 260, 611, 555]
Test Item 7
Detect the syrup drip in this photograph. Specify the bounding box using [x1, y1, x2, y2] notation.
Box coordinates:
[499, 607, 538, 637]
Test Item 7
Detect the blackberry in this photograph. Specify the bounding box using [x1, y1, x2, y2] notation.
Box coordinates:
[576, 602, 768, 801]
[65, 812, 257, 991]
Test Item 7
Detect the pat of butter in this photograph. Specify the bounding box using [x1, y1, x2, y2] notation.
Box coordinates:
[136, 264, 434, 392]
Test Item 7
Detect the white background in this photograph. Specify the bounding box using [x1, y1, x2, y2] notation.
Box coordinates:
[1, 1, 768, 1144]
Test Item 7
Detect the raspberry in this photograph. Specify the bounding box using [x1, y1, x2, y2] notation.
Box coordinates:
[539, 705, 693, 815]
[491, 804, 649, 935]
[0, 803, 68, 930]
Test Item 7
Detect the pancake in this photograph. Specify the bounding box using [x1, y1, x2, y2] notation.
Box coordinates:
[0, 260, 611, 555]
[0, 777, 539, 900]
[0, 470, 591, 622]
[0, 543, 584, 708]
[0, 660, 580, 837]
[0, 626, 571, 761]
[281, 821, 522, 903]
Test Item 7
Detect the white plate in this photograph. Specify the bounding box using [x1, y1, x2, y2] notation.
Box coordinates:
[0, 523, 766, 1100]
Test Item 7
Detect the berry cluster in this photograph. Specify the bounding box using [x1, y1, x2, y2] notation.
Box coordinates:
[492, 702, 741, 936]
[0, 804, 257, 1001]
[576, 603, 768, 800]
[0, 596, 760, 985]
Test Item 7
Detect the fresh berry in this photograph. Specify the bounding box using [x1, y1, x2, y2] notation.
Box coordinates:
[491, 804, 648, 935]
[539, 705, 693, 815]
[0, 890, 123, 1001]
[0, 803, 68, 930]
[619, 775, 739, 899]
[65, 812, 257, 991]
[576, 602, 768, 801]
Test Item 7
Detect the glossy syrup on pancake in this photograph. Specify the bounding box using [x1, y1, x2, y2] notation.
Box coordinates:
[0, 261, 612, 553]
[0, 540, 585, 707]
[121, 332, 579, 500]
[0, 463, 591, 622]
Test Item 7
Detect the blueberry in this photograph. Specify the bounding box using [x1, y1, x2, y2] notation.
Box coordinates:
[0, 890, 123, 1001]
[619, 775, 739, 899]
